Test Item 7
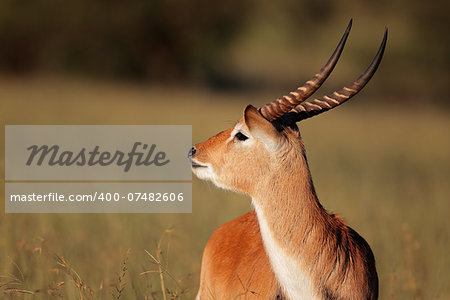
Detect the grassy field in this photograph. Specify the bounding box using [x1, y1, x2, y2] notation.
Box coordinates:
[0, 77, 449, 299]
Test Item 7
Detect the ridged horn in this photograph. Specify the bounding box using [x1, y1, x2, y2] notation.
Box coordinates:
[259, 19, 353, 121]
[283, 28, 388, 123]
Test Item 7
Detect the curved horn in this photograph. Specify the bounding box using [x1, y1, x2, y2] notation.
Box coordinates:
[285, 28, 388, 123]
[259, 19, 353, 121]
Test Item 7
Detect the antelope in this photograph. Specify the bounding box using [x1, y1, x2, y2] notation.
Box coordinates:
[189, 20, 387, 299]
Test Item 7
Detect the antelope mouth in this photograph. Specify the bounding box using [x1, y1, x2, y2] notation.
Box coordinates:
[191, 160, 208, 169]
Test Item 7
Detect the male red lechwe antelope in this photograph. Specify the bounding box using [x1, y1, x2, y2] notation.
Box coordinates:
[189, 20, 387, 299]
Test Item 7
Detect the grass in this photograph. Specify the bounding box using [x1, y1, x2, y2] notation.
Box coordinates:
[0, 76, 449, 299]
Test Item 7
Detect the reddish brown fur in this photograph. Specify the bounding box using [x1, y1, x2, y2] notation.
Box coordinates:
[192, 106, 378, 299]
[199, 211, 281, 298]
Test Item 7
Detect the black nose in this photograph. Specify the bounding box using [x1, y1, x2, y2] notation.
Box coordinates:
[188, 146, 197, 158]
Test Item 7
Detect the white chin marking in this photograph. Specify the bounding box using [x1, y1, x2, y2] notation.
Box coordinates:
[192, 165, 214, 182]
[192, 163, 232, 191]
[191, 161, 219, 184]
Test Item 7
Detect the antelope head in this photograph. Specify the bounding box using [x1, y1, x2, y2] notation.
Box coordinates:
[189, 20, 387, 197]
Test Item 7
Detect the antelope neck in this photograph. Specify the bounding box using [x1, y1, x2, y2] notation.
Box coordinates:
[252, 157, 329, 299]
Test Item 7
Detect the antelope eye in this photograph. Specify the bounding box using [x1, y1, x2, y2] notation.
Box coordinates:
[235, 132, 248, 141]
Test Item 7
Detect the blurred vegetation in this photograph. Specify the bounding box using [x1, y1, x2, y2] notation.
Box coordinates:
[0, 78, 449, 299]
[0, 0, 252, 81]
[0, 0, 448, 105]
[0, 1, 449, 299]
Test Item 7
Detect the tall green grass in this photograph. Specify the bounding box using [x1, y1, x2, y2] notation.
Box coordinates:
[0, 77, 449, 299]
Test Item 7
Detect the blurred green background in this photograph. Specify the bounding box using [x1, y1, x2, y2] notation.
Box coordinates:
[0, 0, 449, 299]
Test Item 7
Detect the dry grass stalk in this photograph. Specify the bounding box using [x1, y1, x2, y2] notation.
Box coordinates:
[141, 229, 187, 299]
[112, 249, 131, 299]
[54, 254, 94, 299]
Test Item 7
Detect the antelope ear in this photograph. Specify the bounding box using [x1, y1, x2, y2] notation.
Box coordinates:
[243, 105, 280, 151]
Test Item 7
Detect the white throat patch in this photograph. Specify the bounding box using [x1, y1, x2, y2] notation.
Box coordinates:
[253, 202, 318, 300]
